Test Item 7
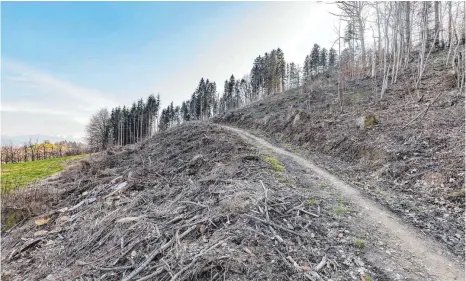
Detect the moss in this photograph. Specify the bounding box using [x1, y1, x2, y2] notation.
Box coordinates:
[353, 239, 366, 249]
[319, 183, 326, 189]
[2, 209, 27, 231]
[5, 213, 19, 229]
[265, 157, 285, 172]
[337, 196, 345, 204]
[364, 115, 379, 128]
[363, 275, 373, 281]
[447, 189, 465, 199]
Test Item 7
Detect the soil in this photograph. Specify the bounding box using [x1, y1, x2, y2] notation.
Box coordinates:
[214, 49, 465, 260]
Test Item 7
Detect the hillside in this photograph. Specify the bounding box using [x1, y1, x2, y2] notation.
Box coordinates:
[2, 123, 393, 280]
[214, 50, 465, 257]
[2, 121, 464, 281]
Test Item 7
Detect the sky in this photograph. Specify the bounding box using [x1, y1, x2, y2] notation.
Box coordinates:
[1, 1, 339, 141]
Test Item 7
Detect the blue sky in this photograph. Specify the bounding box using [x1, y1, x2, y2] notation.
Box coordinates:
[1, 1, 338, 140]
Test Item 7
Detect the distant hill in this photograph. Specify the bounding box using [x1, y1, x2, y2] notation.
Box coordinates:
[1, 135, 84, 147]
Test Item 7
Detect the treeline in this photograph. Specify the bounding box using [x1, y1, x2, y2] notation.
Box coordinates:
[86, 94, 161, 151]
[87, 44, 341, 149]
[155, 45, 340, 130]
[1, 140, 87, 164]
[87, 1, 465, 150]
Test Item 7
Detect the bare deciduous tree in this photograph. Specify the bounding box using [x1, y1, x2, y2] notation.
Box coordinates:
[86, 108, 111, 152]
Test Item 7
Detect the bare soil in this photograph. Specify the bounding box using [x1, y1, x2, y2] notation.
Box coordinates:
[2, 122, 394, 281]
[214, 50, 465, 259]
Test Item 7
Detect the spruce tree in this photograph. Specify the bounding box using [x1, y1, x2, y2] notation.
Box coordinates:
[320, 48, 328, 72]
[276, 48, 286, 92]
[304, 55, 311, 80]
[310, 44, 321, 75]
[329, 48, 337, 69]
[228, 75, 236, 109]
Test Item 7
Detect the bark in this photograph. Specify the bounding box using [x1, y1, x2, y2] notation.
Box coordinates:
[434, 1, 440, 47]
[448, 1, 452, 46]
[405, 2, 411, 51]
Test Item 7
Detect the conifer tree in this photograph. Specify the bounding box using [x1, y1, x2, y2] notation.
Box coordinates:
[311, 44, 321, 75]
[320, 48, 328, 72]
[329, 48, 337, 69]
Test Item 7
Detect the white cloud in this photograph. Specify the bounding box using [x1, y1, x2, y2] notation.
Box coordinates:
[1, 59, 119, 135]
[3, 58, 118, 111]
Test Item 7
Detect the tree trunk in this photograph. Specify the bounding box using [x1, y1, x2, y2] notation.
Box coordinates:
[376, 3, 382, 68]
[357, 2, 366, 70]
[434, 1, 440, 47]
[406, 2, 411, 51]
[448, 1, 452, 46]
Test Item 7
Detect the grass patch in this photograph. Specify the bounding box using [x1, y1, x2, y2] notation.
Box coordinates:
[335, 205, 348, 215]
[307, 199, 319, 206]
[363, 275, 372, 281]
[1, 154, 88, 193]
[274, 173, 294, 188]
[265, 157, 285, 172]
[337, 196, 345, 204]
[319, 183, 326, 189]
[353, 239, 366, 249]
[275, 173, 287, 183]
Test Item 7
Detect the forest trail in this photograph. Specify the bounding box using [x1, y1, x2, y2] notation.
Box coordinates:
[222, 124, 465, 281]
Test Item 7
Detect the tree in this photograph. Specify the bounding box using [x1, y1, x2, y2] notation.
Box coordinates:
[228, 75, 236, 109]
[276, 48, 286, 92]
[304, 55, 311, 80]
[329, 48, 337, 69]
[336, 1, 367, 69]
[320, 48, 328, 72]
[434, 1, 440, 48]
[86, 108, 111, 151]
[310, 44, 321, 75]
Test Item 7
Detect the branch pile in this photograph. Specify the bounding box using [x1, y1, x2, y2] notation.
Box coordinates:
[2, 123, 379, 281]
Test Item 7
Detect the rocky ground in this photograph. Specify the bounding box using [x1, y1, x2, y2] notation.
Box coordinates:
[2, 122, 390, 281]
[214, 50, 465, 258]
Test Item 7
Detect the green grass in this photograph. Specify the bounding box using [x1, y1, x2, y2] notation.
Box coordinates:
[307, 199, 319, 206]
[335, 205, 349, 215]
[1, 154, 88, 193]
[353, 239, 366, 249]
[265, 156, 285, 172]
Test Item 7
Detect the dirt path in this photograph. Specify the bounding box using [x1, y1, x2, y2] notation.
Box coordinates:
[222, 125, 465, 281]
